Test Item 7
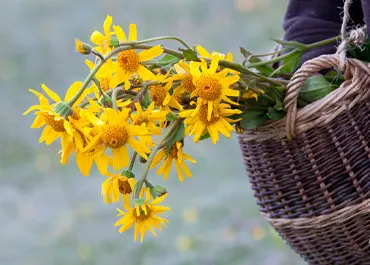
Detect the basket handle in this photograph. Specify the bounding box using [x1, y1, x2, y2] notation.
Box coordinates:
[284, 0, 367, 141]
[284, 54, 341, 140]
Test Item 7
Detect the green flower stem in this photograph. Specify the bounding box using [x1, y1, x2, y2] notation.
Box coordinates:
[134, 119, 182, 199]
[119, 36, 192, 50]
[92, 77, 110, 99]
[128, 152, 137, 171]
[246, 35, 340, 69]
[111, 87, 124, 110]
[218, 59, 285, 86]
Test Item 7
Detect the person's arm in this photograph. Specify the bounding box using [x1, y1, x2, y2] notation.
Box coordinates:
[283, 0, 364, 63]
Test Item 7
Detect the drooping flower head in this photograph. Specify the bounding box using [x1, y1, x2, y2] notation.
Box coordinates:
[180, 103, 242, 144]
[150, 141, 197, 182]
[115, 190, 170, 242]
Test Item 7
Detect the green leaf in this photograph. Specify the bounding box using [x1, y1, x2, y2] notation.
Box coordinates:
[240, 47, 252, 58]
[279, 52, 302, 73]
[298, 75, 338, 106]
[199, 132, 210, 141]
[267, 107, 285, 121]
[165, 121, 185, 155]
[166, 112, 177, 121]
[179, 48, 199, 61]
[239, 110, 269, 130]
[158, 54, 180, 68]
[141, 91, 151, 109]
[271, 39, 307, 51]
[274, 100, 283, 110]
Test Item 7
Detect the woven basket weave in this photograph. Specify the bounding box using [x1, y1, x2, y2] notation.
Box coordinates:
[238, 54, 370, 264]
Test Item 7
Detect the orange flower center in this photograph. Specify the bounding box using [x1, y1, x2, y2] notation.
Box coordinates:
[197, 76, 222, 101]
[43, 113, 66, 132]
[150, 85, 167, 107]
[117, 50, 140, 73]
[101, 124, 129, 148]
[118, 179, 132, 195]
[100, 77, 111, 91]
[133, 205, 152, 222]
[198, 104, 220, 125]
[182, 74, 196, 93]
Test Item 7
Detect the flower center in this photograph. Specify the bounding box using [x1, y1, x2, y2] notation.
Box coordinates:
[197, 76, 222, 101]
[167, 145, 178, 159]
[117, 50, 140, 73]
[133, 205, 152, 222]
[150, 85, 167, 107]
[101, 124, 129, 148]
[133, 117, 149, 126]
[43, 113, 66, 132]
[100, 77, 110, 91]
[198, 104, 220, 125]
[182, 74, 196, 93]
[118, 179, 132, 195]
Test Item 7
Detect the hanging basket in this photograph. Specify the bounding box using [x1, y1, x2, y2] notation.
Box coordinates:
[238, 54, 370, 264]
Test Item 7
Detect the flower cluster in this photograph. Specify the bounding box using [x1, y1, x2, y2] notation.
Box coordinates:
[24, 15, 305, 242]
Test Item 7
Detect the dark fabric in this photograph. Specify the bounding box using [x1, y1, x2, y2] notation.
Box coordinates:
[283, 0, 365, 63]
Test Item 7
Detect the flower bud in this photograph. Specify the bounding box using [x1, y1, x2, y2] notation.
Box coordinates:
[151, 185, 168, 198]
[121, 169, 135, 179]
[74, 39, 92, 55]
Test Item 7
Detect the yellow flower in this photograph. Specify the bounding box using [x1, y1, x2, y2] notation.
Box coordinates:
[189, 58, 240, 121]
[196, 45, 233, 62]
[85, 58, 117, 97]
[91, 15, 114, 54]
[115, 191, 170, 242]
[23, 82, 89, 147]
[83, 107, 151, 171]
[131, 102, 167, 135]
[101, 172, 136, 205]
[170, 61, 198, 94]
[150, 141, 197, 182]
[149, 74, 183, 111]
[110, 46, 163, 90]
[179, 103, 242, 144]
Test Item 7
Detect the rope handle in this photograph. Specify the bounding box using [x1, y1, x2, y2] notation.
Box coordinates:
[283, 0, 367, 140]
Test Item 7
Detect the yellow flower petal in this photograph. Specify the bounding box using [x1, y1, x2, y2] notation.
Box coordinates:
[138, 45, 163, 62]
[129, 24, 137, 41]
[113, 25, 127, 41]
[41, 84, 61, 102]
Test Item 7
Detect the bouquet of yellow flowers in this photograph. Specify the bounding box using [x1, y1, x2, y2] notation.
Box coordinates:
[24, 15, 361, 242]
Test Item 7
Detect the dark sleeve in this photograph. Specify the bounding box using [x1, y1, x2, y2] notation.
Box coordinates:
[283, 0, 364, 63]
[361, 0, 370, 31]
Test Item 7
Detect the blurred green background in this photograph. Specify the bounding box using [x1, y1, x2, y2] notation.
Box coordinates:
[1, 0, 306, 264]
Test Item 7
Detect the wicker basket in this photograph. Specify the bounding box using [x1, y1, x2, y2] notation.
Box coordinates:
[238, 54, 370, 264]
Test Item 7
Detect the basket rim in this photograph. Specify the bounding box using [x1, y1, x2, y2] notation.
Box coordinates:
[262, 196, 370, 230]
[239, 54, 370, 142]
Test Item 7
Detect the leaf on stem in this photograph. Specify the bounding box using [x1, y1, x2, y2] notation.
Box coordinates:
[158, 54, 180, 68]
[298, 75, 338, 107]
[239, 110, 269, 130]
[279, 52, 302, 73]
[179, 48, 199, 61]
[271, 39, 307, 51]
